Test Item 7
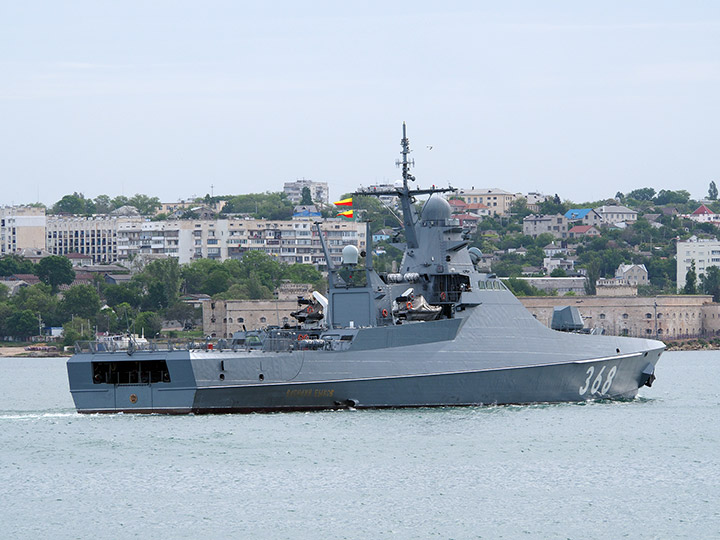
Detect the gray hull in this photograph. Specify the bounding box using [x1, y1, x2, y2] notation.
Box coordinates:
[66, 125, 663, 414]
[68, 288, 663, 414]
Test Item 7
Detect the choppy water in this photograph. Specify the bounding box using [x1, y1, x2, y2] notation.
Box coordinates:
[1, 351, 719, 539]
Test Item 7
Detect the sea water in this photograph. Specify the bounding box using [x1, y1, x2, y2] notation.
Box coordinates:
[1, 351, 718, 539]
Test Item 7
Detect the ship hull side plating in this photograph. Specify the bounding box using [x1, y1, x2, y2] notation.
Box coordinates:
[71, 346, 661, 413]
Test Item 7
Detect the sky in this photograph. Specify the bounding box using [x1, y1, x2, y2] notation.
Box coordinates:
[1, 1, 719, 207]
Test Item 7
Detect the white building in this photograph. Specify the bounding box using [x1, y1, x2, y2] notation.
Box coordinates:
[681, 204, 720, 225]
[594, 205, 638, 225]
[676, 237, 720, 291]
[455, 188, 517, 216]
[615, 264, 648, 286]
[283, 179, 329, 205]
[46, 215, 119, 264]
[116, 216, 366, 269]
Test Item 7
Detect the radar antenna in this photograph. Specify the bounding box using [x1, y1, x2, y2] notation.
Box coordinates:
[396, 122, 416, 187]
[354, 123, 456, 250]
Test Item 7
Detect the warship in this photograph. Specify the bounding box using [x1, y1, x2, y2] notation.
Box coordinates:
[67, 125, 664, 413]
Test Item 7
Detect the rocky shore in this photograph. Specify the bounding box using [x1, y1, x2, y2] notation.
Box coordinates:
[664, 339, 720, 352]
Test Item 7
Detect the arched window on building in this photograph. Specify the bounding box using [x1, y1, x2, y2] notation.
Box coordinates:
[260, 317, 267, 323]
[657, 329, 663, 336]
[599, 314, 606, 320]
[645, 313, 652, 319]
[622, 313, 629, 319]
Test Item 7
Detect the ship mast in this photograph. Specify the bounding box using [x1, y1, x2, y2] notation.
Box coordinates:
[396, 122, 420, 249]
[355, 123, 456, 249]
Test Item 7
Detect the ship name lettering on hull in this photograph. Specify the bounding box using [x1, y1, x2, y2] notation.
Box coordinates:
[286, 388, 335, 398]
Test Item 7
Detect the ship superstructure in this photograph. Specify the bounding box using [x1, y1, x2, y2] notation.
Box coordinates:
[67, 125, 663, 413]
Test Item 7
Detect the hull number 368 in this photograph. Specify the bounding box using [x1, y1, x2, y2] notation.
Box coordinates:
[579, 365, 617, 396]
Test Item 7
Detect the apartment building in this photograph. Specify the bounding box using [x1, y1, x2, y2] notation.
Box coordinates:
[4, 206, 365, 270]
[522, 214, 568, 238]
[676, 237, 720, 291]
[0, 206, 46, 256]
[283, 179, 329, 205]
[46, 215, 119, 263]
[115, 217, 365, 268]
[454, 188, 517, 216]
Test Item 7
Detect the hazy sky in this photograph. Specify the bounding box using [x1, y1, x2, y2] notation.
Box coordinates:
[1, 1, 718, 206]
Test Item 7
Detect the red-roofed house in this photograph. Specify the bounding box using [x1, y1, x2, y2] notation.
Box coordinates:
[568, 225, 601, 238]
[683, 204, 720, 225]
[448, 198, 467, 213]
[455, 213, 480, 230]
[465, 203, 491, 217]
[10, 273, 41, 286]
[59, 272, 95, 291]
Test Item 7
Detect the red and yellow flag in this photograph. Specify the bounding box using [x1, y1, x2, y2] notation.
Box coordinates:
[337, 209, 354, 218]
[333, 197, 352, 207]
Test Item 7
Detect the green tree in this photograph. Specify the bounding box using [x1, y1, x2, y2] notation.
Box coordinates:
[96, 307, 119, 334]
[12, 283, 61, 325]
[7, 309, 38, 339]
[0, 254, 35, 276]
[701, 266, 720, 301]
[135, 258, 181, 309]
[550, 268, 568, 277]
[93, 194, 114, 213]
[113, 302, 135, 330]
[52, 192, 95, 214]
[35, 256, 75, 292]
[684, 261, 698, 294]
[654, 189, 690, 205]
[538, 196, 568, 216]
[509, 197, 532, 221]
[134, 311, 162, 338]
[626, 188, 656, 201]
[62, 317, 94, 346]
[181, 259, 222, 293]
[300, 186, 313, 205]
[583, 260, 600, 295]
[0, 302, 14, 336]
[102, 283, 142, 308]
[505, 278, 544, 296]
[61, 284, 101, 320]
[166, 302, 199, 329]
[204, 268, 232, 295]
[221, 192, 294, 220]
[126, 194, 161, 215]
[111, 195, 129, 209]
[709, 181, 718, 201]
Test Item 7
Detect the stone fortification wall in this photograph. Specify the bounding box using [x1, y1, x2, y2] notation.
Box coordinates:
[519, 295, 720, 339]
[202, 299, 300, 338]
